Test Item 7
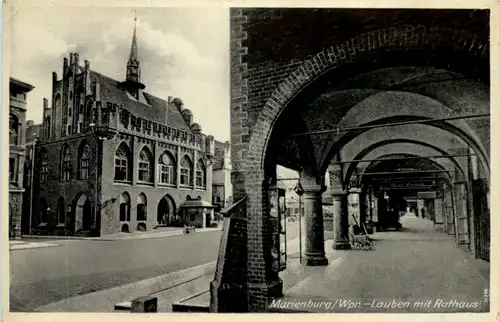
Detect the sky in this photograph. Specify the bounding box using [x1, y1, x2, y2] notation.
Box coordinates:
[8, 6, 231, 141]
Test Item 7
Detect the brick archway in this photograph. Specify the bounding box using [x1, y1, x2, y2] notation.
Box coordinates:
[239, 24, 488, 176]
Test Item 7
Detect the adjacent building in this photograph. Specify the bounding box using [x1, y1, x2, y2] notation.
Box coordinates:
[22, 120, 42, 235]
[30, 22, 214, 237]
[212, 140, 232, 212]
[9, 77, 34, 239]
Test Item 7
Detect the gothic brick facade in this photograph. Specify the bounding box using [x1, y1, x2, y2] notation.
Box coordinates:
[30, 23, 214, 237]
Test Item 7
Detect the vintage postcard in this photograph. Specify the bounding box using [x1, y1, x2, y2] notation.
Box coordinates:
[2, 0, 498, 321]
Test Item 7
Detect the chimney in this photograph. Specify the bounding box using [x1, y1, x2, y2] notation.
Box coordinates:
[43, 98, 48, 110]
[63, 57, 68, 69]
[69, 53, 74, 65]
[84, 60, 90, 70]
[74, 53, 79, 67]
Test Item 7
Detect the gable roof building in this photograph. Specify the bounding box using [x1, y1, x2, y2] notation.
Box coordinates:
[30, 19, 215, 237]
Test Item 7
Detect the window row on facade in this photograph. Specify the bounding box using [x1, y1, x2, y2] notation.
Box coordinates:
[38, 141, 207, 189]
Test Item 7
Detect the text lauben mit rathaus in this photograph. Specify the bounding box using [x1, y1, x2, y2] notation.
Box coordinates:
[269, 299, 482, 310]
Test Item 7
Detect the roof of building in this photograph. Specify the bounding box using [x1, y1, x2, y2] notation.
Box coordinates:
[26, 123, 41, 142]
[89, 71, 191, 131]
[214, 140, 228, 150]
[10, 77, 35, 92]
[179, 196, 215, 208]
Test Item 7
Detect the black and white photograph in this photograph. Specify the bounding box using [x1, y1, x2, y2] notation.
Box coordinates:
[4, 2, 496, 318]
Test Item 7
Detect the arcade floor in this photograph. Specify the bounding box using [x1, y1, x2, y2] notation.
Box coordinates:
[275, 215, 490, 313]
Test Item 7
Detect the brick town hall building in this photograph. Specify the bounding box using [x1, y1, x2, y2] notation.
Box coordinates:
[30, 22, 214, 237]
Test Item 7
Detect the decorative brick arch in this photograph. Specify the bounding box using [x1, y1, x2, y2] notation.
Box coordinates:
[246, 25, 489, 177]
[344, 140, 466, 184]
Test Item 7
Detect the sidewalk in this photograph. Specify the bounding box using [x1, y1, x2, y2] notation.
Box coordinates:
[22, 226, 222, 241]
[9, 240, 61, 251]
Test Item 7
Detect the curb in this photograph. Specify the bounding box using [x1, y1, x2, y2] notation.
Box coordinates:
[36, 260, 217, 312]
[22, 227, 222, 242]
[98, 227, 222, 241]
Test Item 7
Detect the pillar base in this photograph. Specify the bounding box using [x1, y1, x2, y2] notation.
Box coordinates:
[333, 240, 351, 250]
[247, 278, 283, 312]
[304, 253, 328, 266]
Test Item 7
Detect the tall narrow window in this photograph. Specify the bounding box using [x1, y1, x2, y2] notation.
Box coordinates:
[196, 159, 206, 188]
[9, 114, 19, 145]
[114, 143, 132, 182]
[158, 152, 176, 185]
[79, 144, 90, 180]
[40, 198, 48, 223]
[57, 197, 65, 225]
[180, 156, 192, 186]
[137, 193, 147, 221]
[40, 151, 49, 183]
[61, 145, 72, 181]
[138, 148, 153, 183]
[9, 157, 17, 183]
[45, 116, 51, 139]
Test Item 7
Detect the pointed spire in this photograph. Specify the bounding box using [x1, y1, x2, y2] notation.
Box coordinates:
[124, 12, 145, 98]
[128, 14, 138, 63]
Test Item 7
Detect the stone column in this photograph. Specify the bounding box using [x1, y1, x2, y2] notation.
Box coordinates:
[328, 164, 350, 250]
[332, 188, 351, 249]
[302, 183, 328, 266]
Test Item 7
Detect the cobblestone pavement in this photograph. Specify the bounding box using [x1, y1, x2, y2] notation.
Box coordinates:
[9, 231, 222, 312]
[10, 220, 305, 312]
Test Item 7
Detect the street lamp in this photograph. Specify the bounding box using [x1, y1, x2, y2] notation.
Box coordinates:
[293, 175, 304, 264]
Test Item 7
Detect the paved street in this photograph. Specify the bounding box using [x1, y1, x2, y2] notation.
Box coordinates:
[10, 220, 305, 312]
[281, 215, 490, 313]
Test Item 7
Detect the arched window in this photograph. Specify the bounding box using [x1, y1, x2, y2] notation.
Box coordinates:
[9, 114, 19, 145]
[79, 143, 90, 180]
[138, 147, 153, 183]
[40, 150, 49, 183]
[137, 193, 147, 221]
[114, 143, 132, 182]
[180, 155, 193, 186]
[158, 151, 176, 185]
[119, 192, 131, 222]
[196, 159, 206, 188]
[61, 145, 72, 181]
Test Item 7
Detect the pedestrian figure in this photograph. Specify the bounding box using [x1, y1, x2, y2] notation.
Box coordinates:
[421, 207, 426, 219]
